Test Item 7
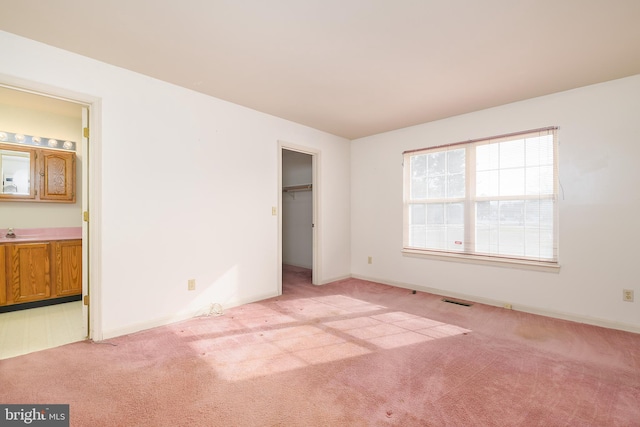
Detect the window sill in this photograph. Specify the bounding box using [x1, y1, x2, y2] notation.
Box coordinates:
[401, 249, 560, 273]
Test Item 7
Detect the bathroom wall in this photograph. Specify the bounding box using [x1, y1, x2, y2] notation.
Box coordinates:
[0, 92, 83, 228]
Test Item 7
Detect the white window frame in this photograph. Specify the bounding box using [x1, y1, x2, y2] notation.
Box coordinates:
[402, 127, 560, 272]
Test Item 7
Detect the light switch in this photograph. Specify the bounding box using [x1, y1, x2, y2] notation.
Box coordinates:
[272, 207, 277, 216]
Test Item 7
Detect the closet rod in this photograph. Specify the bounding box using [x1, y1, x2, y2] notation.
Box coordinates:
[283, 184, 312, 192]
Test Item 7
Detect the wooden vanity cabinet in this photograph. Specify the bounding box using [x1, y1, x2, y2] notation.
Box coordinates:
[53, 240, 82, 297]
[0, 245, 5, 305]
[7, 242, 51, 304]
[0, 239, 81, 307]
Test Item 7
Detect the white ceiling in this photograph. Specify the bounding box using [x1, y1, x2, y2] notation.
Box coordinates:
[1, 0, 639, 139]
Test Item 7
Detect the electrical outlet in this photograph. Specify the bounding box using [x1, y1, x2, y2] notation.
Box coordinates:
[623, 289, 634, 302]
[367, 256, 372, 264]
[272, 207, 277, 216]
[503, 303, 513, 310]
[188, 279, 196, 291]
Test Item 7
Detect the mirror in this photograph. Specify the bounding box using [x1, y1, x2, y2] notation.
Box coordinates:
[0, 144, 34, 198]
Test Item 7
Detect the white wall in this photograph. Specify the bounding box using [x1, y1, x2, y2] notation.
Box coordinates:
[351, 74, 640, 332]
[0, 31, 351, 339]
[282, 150, 313, 268]
[0, 101, 82, 227]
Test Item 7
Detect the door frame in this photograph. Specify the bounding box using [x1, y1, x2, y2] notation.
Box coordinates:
[277, 141, 320, 294]
[0, 75, 103, 340]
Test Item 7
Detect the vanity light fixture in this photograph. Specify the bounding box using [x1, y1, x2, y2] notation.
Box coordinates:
[0, 130, 75, 151]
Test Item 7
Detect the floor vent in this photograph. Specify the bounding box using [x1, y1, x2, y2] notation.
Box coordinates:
[441, 298, 473, 307]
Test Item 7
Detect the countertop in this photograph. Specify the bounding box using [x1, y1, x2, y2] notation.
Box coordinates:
[0, 227, 82, 244]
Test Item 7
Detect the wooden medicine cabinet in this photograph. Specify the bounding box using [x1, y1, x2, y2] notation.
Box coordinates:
[0, 143, 76, 203]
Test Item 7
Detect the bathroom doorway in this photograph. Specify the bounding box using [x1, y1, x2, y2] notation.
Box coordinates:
[0, 85, 90, 359]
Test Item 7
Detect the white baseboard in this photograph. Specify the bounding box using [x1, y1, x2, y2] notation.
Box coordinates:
[351, 274, 640, 335]
[101, 290, 280, 341]
[319, 274, 351, 285]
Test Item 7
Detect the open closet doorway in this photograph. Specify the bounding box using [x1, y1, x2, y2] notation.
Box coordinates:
[0, 85, 89, 359]
[279, 144, 319, 293]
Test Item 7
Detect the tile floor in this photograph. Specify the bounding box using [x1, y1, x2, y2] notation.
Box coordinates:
[0, 301, 86, 360]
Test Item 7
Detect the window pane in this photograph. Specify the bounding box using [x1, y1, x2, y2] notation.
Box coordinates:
[427, 204, 444, 224]
[500, 139, 525, 168]
[476, 144, 499, 171]
[409, 225, 426, 248]
[476, 201, 499, 225]
[410, 155, 427, 199]
[424, 203, 465, 251]
[426, 226, 446, 250]
[447, 148, 465, 174]
[446, 202, 464, 224]
[446, 202, 464, 251]
[410, 204, 426, 225]
[499, 168, 525, 196]
[427, 175, 445, 198]
[428, 152, 445, 176]
[446, 226, 465, 251]
[498, 226, 525, 257]
[526, 135, 553, 167]
[476, 224, 498, 254]
[498, 201, 525, 257]
[525, 165, 554, 195]
[409, 204, 426, 248]
[539, 199, 554, 226]
[477, 170, 499, 197]
[500, 201, 524, 225]
[448, 173, 465, 198]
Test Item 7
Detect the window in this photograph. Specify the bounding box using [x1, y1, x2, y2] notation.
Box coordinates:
[403, 127, 558, 268]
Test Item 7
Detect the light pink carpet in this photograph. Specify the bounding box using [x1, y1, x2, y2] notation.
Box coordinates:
[1, 265, 639, 426]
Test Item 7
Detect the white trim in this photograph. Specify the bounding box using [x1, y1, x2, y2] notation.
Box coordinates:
[81, 107, 89, 339]
[402, 249, 560, 273]
[351, 274, 640, 335]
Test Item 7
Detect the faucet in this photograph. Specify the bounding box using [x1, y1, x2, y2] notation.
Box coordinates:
[5, 227, 16, 238]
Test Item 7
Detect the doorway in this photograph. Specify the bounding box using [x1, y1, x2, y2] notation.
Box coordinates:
[0, 85, 90, 359]
[279, 144, 319, 294]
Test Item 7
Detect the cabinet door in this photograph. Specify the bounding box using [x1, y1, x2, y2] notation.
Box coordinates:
[0, 245, 5, 305]
[9, 242, 51, 303]
[39, 150, 76, 202]
[54, 240, 82, 297]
